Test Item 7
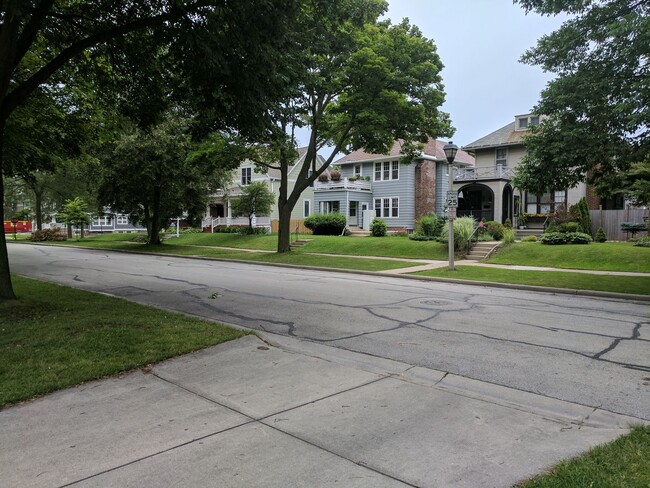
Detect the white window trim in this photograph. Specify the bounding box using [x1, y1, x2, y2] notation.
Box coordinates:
[354, 164, 362, 177]
[374, 197, 399, 219]
[373, 160, 399, 182]
[303, 199, 311, 218]
[241, 167, 252, 186]
[116, 215, 128, 225]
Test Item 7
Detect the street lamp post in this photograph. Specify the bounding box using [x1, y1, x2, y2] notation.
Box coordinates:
[443, 142, 458, 271]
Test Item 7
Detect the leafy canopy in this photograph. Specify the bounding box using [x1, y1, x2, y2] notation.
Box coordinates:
[514, 0, 649, 197]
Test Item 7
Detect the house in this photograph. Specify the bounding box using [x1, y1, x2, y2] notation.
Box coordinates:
[460, 113, 623, 227]
[314, 139, 474, 232]
[88, 213, 147, 233]
[203, 147, 327, 231]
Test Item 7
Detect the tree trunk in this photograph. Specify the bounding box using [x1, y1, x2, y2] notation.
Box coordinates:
[150, 185, 162, 245]
[277, 200, 293, 253]
[0, 169, 17, 300]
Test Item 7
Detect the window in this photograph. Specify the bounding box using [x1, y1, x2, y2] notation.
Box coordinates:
[354, 164, 361, 177]
[526, 191, 567, 214]
[374, 160, 399, 181]
[303, 199, 311, 218]
[307, 170, 313, 188]
[496, 148, 507, 166]
[92, 216, 112, 227]
[241, 167, 252, 185]
[517, 115, 540, 130]
[374, 197, 398, 218]
[349, 201, 357, 217]
[320, 201, 340, 214]
[117, 215, 128, 225]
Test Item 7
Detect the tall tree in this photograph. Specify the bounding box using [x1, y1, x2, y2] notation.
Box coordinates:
[0, 1, 300, 299]
[514, 0, 650, 196]
[98, 115, 243, 245]
[232, 182, 275, 231]
[249, 0, 453, 252]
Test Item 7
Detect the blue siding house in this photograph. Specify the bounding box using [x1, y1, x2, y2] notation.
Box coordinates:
[314, 139, 474, 232]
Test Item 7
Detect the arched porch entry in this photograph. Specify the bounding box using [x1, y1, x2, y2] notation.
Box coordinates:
[502, 184, 513, 224]
[458, 184, 494, 222]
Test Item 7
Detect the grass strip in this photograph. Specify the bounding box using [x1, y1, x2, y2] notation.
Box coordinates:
[414, 266, 650, 295]
[30, 239, 418, 272]
[488, 242, 650, 273]
[516, 426, 650, 488]
[0, 275, 248, 407]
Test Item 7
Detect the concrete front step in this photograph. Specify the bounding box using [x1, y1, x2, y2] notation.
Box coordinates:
[516, 228, 544, 239]
[348, 227, 371, 237]
[466, 241, 500, 260]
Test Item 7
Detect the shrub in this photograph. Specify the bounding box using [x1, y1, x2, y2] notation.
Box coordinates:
[621, 222, 647, 238]
[539, 232, 569, 245]
[182, 227, 202, 234]
[441, 216, 476, 251]
[545, 221, 559, 233]
[215, 225, 242, 233]
[559, 221, 582, 233]
[502, 228, 515, 244]
[633, 236, 650, 247]
[131, 234, 148, 243]
[569, 197, 592, 237]
[503, 218, 512, 229]
[566, 232, 592, 244]
[408, 233, 435, 241]
[417, 213, 443, 237]
[370, 218, 387, 237]
[522, 235, 538, 242]
[238, 226, 268, 235]
[539, 232, 592, 245]
[486, 222, 505, 240]
[304, 213, 347, 235]
[30, 228, 67, 241]
[595, 227, 607, 243]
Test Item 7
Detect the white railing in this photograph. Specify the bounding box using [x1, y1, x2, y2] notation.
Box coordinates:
[202, 216, 271, 231]
[314, 177, 372, 192]
[454, 165, 515, 181]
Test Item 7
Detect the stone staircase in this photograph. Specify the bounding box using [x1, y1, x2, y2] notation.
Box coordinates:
[289, 238, 312, 250]
[465, 241, 500, 261]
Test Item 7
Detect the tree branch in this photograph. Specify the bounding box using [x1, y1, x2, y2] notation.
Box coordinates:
[13, 0, 56, 71]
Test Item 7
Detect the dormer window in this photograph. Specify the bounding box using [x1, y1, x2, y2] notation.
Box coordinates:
[517, 115, 540, 130]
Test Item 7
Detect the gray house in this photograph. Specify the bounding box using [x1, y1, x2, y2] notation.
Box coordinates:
[314, 139, 474, 231]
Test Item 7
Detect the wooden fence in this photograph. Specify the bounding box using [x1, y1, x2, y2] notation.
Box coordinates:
[589, 207, 649, 241]
[271, 219, 311, 235]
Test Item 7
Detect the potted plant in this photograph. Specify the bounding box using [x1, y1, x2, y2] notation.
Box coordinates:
[517, 213, 527, 229]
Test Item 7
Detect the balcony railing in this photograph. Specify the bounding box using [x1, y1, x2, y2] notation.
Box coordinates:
[314, 177, 372, 192]
[454, 165, 515, 181]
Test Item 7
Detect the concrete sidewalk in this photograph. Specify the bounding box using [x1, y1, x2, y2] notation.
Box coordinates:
[1, 335, 641, 488]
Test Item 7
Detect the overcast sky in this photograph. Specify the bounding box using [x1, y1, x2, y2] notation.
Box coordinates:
[384, 0, 567, 146]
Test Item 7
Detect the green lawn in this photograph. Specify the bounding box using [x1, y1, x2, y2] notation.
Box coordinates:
[415, 266, 650, 295]
[0, 275, 248, 407]
[488, 242, 650, 273]
[517, 426, 650, 488]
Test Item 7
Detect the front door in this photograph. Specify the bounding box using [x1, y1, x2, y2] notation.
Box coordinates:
[359, 203, 368, 227]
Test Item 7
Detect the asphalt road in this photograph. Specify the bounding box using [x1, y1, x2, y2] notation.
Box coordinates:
[8, 243, 650, 421]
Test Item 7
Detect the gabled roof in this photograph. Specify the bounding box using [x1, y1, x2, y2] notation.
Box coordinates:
[463, 114, 540, 151]
[334, 139, 475, 166]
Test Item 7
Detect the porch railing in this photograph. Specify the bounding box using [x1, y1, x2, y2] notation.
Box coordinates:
[202, 216, 271, 231]
[314, 177, 372, 192]
[454, 165, 515, 181]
